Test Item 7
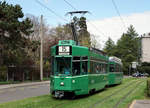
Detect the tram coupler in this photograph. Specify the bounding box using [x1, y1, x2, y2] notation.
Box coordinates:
[54, 91, 64, 98]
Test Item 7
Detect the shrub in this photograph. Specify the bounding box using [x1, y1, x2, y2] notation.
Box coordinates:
[137, 62, 150, 76]
[147, 78, 150, 96]
[0, 66, 7, 81]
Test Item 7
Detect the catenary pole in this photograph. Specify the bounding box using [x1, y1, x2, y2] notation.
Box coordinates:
[40, 15, 43, 81]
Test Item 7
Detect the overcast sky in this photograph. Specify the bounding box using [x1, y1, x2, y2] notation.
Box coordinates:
[7, 0, 150, 48]
[87, 11, 150, 48]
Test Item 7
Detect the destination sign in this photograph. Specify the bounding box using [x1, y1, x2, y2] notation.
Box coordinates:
[58, 46, 70, 55]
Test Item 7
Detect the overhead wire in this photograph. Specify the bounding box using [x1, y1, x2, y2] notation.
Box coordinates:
[111, 0, 127, 31]
[35, 0, 68, 22]
[63, 0, 77, 10]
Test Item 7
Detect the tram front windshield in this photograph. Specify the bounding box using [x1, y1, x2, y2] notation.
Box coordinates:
[55, 57, 71, 76]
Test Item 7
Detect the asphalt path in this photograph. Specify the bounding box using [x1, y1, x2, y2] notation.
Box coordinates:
[0, 83, 50, 104]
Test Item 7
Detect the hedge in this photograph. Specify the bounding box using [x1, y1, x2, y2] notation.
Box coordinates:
[147, 78, 150, 96]
[137, 66, 150, 76]
[0, 66, 7, 81]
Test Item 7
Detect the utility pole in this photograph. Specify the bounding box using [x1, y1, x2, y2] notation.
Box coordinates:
[40, 15, 43, 81]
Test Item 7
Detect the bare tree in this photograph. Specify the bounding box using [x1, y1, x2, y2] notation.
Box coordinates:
[91, 34, 101, 49]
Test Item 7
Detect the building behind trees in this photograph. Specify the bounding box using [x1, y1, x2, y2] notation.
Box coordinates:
[140, 33, 150, 63]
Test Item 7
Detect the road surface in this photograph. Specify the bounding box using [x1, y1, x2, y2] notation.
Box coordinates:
[0, 83, 50, 104]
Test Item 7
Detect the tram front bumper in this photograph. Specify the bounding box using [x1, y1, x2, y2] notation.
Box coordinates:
[51, 76, 89, 96]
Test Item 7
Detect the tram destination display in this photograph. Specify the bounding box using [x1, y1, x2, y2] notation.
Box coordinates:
[58, 46, 70, 55]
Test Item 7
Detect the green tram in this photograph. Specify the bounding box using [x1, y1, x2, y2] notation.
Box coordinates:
[108, 57, 123, 85]
[50, 40, 123, 98]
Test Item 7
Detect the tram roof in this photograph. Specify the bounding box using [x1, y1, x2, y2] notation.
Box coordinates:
[58, 40, 76, 46]
[109, 56, 122, 65]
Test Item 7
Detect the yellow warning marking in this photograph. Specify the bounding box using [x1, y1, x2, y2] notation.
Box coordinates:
[29, 86, 38, 89]
[129, 100, 136, 108]
[19, 88, 25, 90]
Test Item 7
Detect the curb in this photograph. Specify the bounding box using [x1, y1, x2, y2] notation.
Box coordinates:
[0, 81, 50, 90]
[129, 100, 136, 108]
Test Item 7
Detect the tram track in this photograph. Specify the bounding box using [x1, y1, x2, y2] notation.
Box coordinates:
[112, 81, 144, 108]
[52, 101, 70, 108]
[89, 79, 141, 108]
[51, 79, 143, 108]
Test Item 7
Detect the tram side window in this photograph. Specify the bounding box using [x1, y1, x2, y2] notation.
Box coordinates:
[81, 56, 88, 75]
[118, 65, 122, 72]
[101, 64, 105, 73]
[105, 64, 108, 73]
[110, 64, 114, 72]
[99, 64, 102, 73]
[72, 57, 81, 76]
[51, 56, 54, 75]
[116, 64, 119, 72]
[105, 64, 107, 73]
[93, 63, 96, 74]
[82, 61, 88, 75]
[93, 62, 101, 74]
[115, 65, 118, 72]
[119, 66, 121, 72]
[90, 61, 94, 74]
[120, 66, 122, 72]
[95, 63, 99, 74]
[98, 64, 101, 73]
[103, 64, 107, 73]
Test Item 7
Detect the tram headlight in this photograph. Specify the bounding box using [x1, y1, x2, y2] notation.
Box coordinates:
[72, 80, 75, 83]
[60, 82, 64, 86]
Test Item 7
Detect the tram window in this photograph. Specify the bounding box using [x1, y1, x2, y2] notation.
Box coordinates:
[55, 58, 71, 75]
[95, 63, 99, 74]
[101, 64, 103, 73]
[72, 62, 81, 75]
[115, 65, 117, 72]
[72, 56, 81, 75]
[81, 56, 88, 74]
[105, 64, 108, 73]
[73, 57, 80, 60]
[99, 64, 101, 73]
[120, 67, 122, 72]
[94, 63, 96, 73]
[119, 65, 121, 72]
[110, 64, 114, 72]
[103, 64, 106, 73]
[116, 65, 119, 72]
[51, 56, 54, 75]
[92, 62, 95, 74]
[82, 56, 88, 60]
[105, 64, 107, 72]
[82, 61, 88, 75]
[101, 64, 105, 73]
[119, 67, 121, 72]
[56, 46, 58, 55]
[90, 61, 94, 74]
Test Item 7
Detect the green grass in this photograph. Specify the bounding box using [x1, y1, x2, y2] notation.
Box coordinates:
[0, 78, 148, 108]
[0, 81, 21, 85]
[43, 77, 50, 81]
